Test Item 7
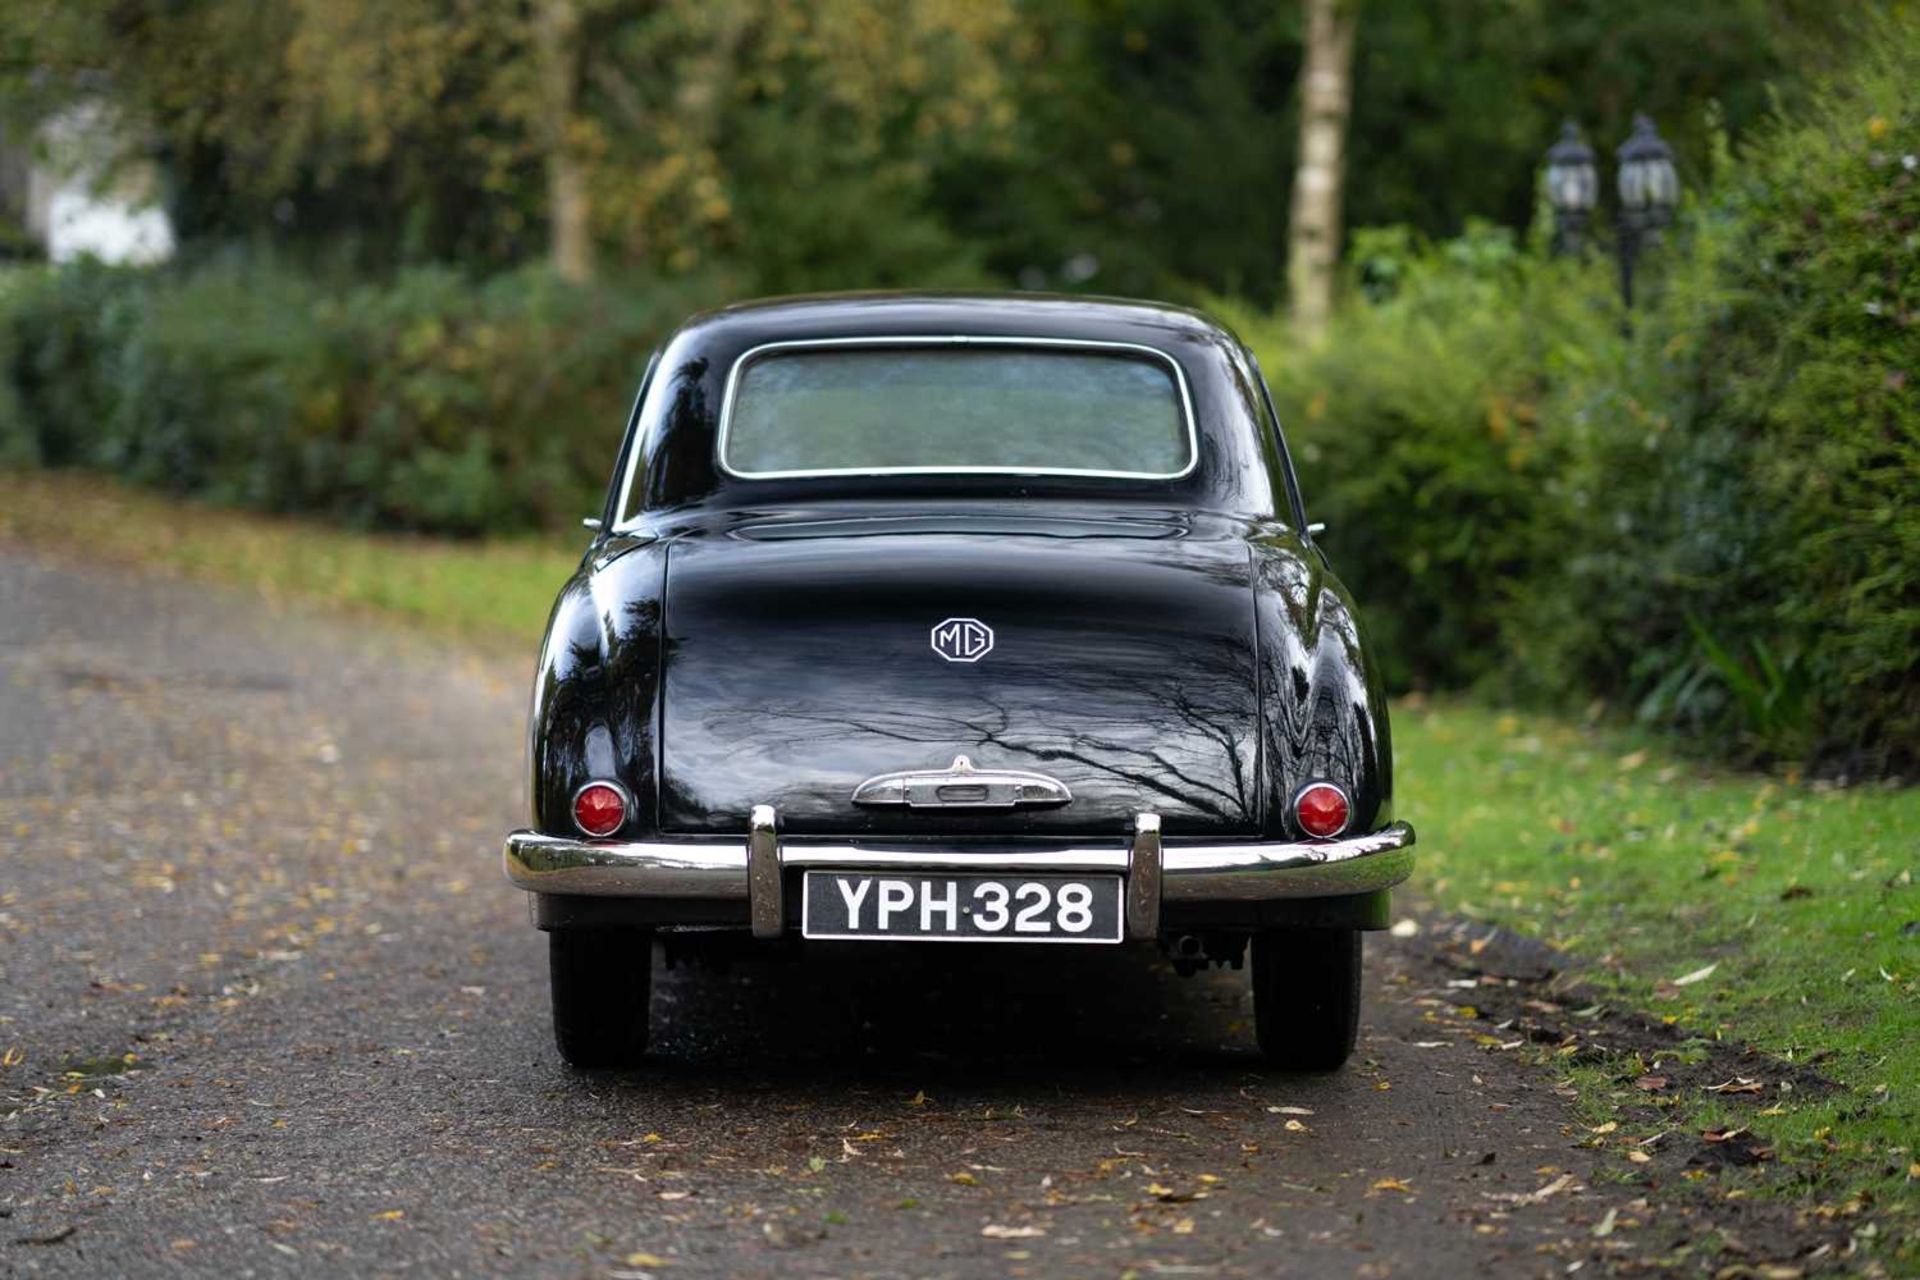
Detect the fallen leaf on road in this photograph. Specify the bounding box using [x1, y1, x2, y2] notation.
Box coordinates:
[624, 1253, 673, 1268]
[1532, 1173, 1579, 1201]
[371, 1210, 404, 1222]
[1371, 1178, 1414, 1193]
[1283, 1120, 1308, 1133]
[1389, 918, 1419, 938]
[1488, 1172, 1580, 1206]
[1266, 1106, 1313, 1116]
[948, 1171, 979, 1186]
[1147, 1184, 1204, 1203]
[761, 1220, 824, 1249]
[981, 1224, 1045, 1239]
[1593, 1207, 1618, 1237]
[1627, 1150, 1652, 1164]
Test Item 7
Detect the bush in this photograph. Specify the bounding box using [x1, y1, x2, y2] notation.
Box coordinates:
[0, 263, 135, 471]
[0, 260, 726, 534]
[1541, 20, 1919, 772]
[1237, 16, 1916, 773]
[1222, 224, 1621, 693]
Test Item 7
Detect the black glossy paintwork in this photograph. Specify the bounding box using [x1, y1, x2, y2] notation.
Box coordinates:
[662, 512, 1258, 837]
[529, 292, 1391, 848]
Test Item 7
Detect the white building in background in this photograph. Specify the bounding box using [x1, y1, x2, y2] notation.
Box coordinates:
[37, 181, 175, 264]
[5, 102, 175, 265]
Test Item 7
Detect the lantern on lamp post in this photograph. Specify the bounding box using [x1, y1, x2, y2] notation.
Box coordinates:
[1540, 110, 1680, 310]
[1614, 111, 1680, 309]
[1542, 120, 1598, 255]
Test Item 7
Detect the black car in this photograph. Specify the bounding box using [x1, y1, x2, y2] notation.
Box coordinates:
[504, 292, 1414, 1069]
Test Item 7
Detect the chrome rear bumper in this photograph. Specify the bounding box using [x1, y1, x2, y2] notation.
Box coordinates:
[503, 816, 1414, 939]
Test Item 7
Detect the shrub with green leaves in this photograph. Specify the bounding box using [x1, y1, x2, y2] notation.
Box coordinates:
[1559, 21, 1919, 772]
[1223, 224, 1621, 693]
[1238, 16, 1916, 773]
[0, 260, 724, 534]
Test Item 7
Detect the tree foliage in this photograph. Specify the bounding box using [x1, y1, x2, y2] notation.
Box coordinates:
[0, 0, 1852, 295]
[1243, 11, 1918, 773]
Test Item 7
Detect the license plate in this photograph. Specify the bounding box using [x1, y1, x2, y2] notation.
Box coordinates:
[801, 872, 1124, 943]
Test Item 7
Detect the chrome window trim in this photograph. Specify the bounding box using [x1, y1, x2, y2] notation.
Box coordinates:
[711, 334, 1200, 484]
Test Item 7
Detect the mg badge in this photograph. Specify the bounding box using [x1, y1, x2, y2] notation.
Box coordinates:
[931, 617, 994, 663]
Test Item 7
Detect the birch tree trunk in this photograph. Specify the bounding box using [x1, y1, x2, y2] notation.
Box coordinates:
[534, 0, 592, 284]
[1287, 0, 1357, 339]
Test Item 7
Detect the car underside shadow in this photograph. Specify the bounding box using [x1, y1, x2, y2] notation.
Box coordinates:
[635, 939, 1268, 1080]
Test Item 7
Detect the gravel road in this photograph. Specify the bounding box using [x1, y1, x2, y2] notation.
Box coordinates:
[0, 549, 1847, 1277]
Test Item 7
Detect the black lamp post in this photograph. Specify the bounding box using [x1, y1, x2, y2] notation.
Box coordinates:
[1614, 112, 1680, 309]
[1543, 112, 1680, 309]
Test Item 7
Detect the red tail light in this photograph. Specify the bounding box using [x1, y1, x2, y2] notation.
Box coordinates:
[1294, 782, 1350, 839]
[572, 781, 629, 837]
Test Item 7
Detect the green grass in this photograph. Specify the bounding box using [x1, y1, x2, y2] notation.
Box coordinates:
[0, 470, 578, 649]
[1397, 699, 1918, 1214]
[4, 469, 1914, 1229]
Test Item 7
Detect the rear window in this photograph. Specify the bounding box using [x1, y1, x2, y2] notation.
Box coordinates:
[720, 343, 1193, 479]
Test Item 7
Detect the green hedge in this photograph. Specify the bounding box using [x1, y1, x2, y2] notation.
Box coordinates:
[0, 261, 723, 534]
[1239, 20, 1917, 773]
[1223, 224, 1618, 695]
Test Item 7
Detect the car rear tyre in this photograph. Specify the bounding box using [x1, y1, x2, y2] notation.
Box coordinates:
[549, 928, 653, 1068]
[1251, 928, 1361, 1071]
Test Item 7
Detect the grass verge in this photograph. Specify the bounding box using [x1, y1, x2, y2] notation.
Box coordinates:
[5, 469, 1914, 1245]
[0, 470, 577, 650]
[1399, 699, 1916, 1243]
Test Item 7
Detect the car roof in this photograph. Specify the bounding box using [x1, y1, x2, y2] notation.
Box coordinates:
[674, 290, 1231, 349]
[614, 289, 1303, 525]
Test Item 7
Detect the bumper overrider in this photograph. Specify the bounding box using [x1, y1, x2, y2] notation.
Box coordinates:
[503, 810, 1415, 940]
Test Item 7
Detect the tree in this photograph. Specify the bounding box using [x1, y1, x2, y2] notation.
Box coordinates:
[534, 0, 591, 282]
[1287, 0, 1357, 337]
